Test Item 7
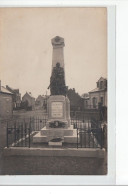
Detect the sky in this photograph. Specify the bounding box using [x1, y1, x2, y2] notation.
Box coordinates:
[0, 7, 107, 98]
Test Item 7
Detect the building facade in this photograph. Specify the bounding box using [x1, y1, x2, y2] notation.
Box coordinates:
[83, 77, 107, 109]
[89, 77, 107, 109]
[22, 92, 35, 110]
[35, 95, 46, 109]
[81, 93, 90, 109]
[0, 81, 13, 118]
[6, 85, 21, 109]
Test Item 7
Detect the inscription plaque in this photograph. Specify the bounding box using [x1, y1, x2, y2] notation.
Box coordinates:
[51, 102, 63, 118]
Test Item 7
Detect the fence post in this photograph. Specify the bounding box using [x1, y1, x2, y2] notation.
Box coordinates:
[6, 122, 9, 148]
[24, 122, 26, 147]
[29, 118, 31, 148]
[77, 128, 78, 149]
[101, 128, 103, 149]
[102, 127, 105, 149]
[14, 122, 16, 145]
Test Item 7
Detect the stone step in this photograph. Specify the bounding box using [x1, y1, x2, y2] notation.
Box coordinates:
[48, 141, 62, 147]
[64, 130, 80, 143]
[33, 131, 80, 144]
[33, 132, 48, 143]
[40, 127, 74, 136]
[64, 136, 78, 143]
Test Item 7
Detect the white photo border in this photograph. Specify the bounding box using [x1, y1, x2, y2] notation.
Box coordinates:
[0, 1, 116, 185]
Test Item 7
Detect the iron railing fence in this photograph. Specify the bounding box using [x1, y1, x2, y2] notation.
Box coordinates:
[70, 111, 100, 121]
[6, 120, 31, 148]
[6, 113, 105, 149]
[30, 117, 47, 131]
[76, 128, 104, 149]
[83, 105, 99, 109]
[6, 116, 47, 148]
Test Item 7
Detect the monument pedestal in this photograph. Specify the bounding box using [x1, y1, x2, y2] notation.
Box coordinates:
[33, 125, 79, 144]
[33, 95, 79, 145]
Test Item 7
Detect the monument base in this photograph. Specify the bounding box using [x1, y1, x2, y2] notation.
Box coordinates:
[32, 95, 78, 146]
[33, 125, 79, 145]
[46, 95, 71, 128]
[48, 141, 62, 147]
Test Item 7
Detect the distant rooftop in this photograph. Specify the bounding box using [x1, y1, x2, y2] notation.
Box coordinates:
[0, 86, 13, 95]
[89, 87, 106, 93]
[81, 93, 89, 99]
[97, 77, 107, 82]
[6, 85, 19, 91]
[27, 92, 35, 98]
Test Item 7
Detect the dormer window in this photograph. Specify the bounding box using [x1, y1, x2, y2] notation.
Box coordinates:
[97, 82, 99, 88]
[100, 97, 103, 105]
[100, 81, 103, 89]
[105, 80, 107, 88]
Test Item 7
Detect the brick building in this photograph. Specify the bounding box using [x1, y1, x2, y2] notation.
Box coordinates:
[6, 85, 21, 109]
[89, 77, 107, 109]
[36, 95, 45, 107]
[81, 93, 90, 109]
[82, 77, 107, 109]
[35, 95, 49, 110]
[22, 92, 35, 110]
[0, 81, 13, 118]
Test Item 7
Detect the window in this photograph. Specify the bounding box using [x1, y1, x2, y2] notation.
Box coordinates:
[85, 100, 88, 108]
[92, 97, 97, 108]
[100, 97, 103, 105]
[105, 80, 107, 88]
[100, 81, 103, 89]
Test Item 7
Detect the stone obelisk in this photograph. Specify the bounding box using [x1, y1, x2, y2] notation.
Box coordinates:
[47, 36, 70, 128]
[33, 36, 79, 146]
[52, 36, 65, 69]
[48, 36, 67, 96]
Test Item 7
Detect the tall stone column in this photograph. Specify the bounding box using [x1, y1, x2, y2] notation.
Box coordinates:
[33, 36, 79, 146]
[48, 36, 67, 96]
[51, 36, 65, 69]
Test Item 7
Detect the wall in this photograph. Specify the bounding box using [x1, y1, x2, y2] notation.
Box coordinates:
[1, 155, 106, 175]
[0, 93, 13, 118]
[36, 96, 45, 107]
[83, 98, 90, 109]
[6, 86, 21, 108]
[22, 94, 35, 110]
[89, 90, 107, 107]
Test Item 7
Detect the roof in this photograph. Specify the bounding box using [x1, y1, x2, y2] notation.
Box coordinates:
[6, 85, 19, 91]
[81, 93, 89, 99]
[97, 77, 107, 82]
[37, 95, 45, 98]
[81, 96, 90, 100]
[23, 92, 35, 99]
[36, 95, 46, 99]
[89, 87, 106, 93]
[28, 92, 34, 98]
[0, 86, 13, 95]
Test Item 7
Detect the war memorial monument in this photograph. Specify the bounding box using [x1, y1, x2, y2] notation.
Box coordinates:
[33, 36, 79, 146]
[1, 8, 107, 177]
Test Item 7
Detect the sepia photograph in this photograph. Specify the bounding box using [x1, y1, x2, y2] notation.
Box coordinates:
[0, 7, 108, 177]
